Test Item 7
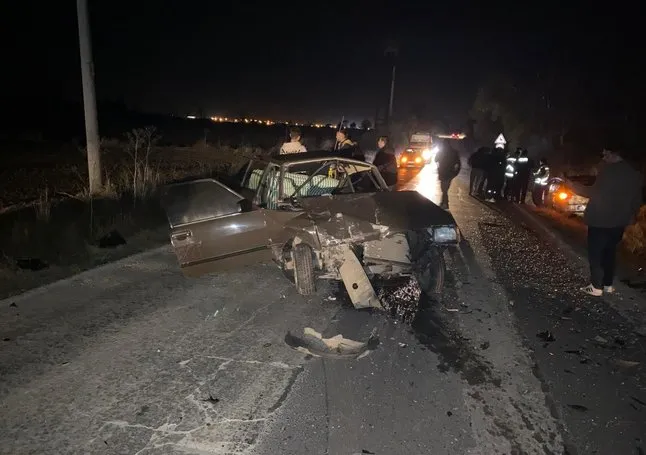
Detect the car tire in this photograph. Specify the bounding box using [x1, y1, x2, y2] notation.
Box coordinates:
[417, 246, 445, 298]
[292, 244, 316, 296]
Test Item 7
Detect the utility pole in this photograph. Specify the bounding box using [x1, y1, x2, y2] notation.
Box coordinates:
[76, 0, 102, 194]
[388, 63, 396, 120]
[384, 43, 398, 126]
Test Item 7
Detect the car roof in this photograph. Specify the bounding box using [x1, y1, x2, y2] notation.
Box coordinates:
[268, 150, 373, 167]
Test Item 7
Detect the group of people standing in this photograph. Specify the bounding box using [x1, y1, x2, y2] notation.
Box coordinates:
[278, 127, 398, 187]
[469, 146, 546, 204]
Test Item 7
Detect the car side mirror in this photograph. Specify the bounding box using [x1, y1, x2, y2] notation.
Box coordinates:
[238, 198, 254, 213]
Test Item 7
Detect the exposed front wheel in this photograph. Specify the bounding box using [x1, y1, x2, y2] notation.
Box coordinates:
[292, 244, 316, 295]
[416, 246, 446, 298]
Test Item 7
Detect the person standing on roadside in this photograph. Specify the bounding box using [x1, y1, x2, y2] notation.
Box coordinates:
[334, 128, 365, 161]
[279, 127, 307, 154]
[372, 135, 398, 189]
[435, 141, 462, 210]
[567, 146, 643, 296]
[532, 157, 550, 205]
[514, 148, 532, 203]
[485, 146, 506, 201]
[468, 146, 489, 197]
[503, 148, 520, 201]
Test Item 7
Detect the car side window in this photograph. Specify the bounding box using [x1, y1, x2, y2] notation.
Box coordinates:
[162, 179, 243, 227]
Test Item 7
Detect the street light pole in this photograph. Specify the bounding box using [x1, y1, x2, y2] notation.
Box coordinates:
[76, 0, 102, 194]
[388, 63, 396, 120]
[384, 43, 398, 127]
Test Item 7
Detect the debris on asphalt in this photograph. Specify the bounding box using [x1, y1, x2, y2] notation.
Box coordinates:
[327, 296, 337, 301]
[594, 335, 608, 345]
[3, 337, 10, 342]
[203, 394, 219, 404]
[537, 330, 556, 342]
[444, 307, 460, 312]
[567, 404, 589, 412]
[284, 327, 379, 359]
[398, 342, 407, 348]
[509, 300, 514, 306]
[611, 359, 640, 368]
[9, 302, 16, 308]
[480, 341, 490, 350]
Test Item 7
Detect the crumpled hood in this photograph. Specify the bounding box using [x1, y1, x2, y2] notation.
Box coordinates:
[298, 191, 456, 232]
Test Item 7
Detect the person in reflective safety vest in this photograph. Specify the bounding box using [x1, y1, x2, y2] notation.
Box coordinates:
[503, 149, 520, 200]
[531, 158, 550, 205]
[514, 148, 532, 203]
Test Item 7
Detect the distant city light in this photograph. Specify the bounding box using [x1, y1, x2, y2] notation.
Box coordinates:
[186, 115, 197, 119]
[205, 116, 339, 129]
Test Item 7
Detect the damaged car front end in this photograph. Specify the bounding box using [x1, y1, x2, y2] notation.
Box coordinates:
[159, 151, 459, 311]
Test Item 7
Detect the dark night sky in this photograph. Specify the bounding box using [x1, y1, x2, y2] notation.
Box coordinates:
[4, 1, 641, 125]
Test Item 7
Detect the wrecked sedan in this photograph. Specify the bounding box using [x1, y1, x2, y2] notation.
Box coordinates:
[160, 151, 459, 310]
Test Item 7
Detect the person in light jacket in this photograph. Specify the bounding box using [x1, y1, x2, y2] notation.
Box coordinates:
[280, 128, 307, 154]
[567, 146, 643, 296]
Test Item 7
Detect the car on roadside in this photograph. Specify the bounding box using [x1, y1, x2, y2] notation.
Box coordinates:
[159, 151, 460, 311]
[533, 175, 594, 215]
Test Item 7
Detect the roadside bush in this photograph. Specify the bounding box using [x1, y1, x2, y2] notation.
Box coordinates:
[623, 206, 646, 254]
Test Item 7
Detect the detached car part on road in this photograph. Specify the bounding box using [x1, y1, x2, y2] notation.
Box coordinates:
[160, 151, 459, 310]
[533, 176, 593, 215]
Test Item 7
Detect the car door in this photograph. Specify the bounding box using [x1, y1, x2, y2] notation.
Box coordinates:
[160, 178, 274, 277]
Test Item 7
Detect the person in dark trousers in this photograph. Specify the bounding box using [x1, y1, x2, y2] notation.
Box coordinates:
[484, 147, 506, 201]
[435, 142, 462, 210]
[514, 148, 532, 203]
[372, 135, 398, 189]
[468, 146, 489, 197]
[531, 157, 550, 205]
[567, 147, 643, 296]
[503, 148, 519, 200]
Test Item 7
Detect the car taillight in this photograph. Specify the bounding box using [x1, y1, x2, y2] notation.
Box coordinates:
[401, 156, 408, 162]
[558, 192, 569, 200]
[415, 157, 422, 163]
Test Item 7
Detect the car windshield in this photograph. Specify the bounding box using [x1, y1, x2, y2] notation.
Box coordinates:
[408, 143, 429, 149]
[281, 160, 382, 200]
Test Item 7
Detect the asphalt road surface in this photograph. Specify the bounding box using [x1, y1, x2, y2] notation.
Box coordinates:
[1, 164, 644, 455]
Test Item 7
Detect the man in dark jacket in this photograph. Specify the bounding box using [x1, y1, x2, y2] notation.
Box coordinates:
[514, 148, 532, 203]
[568, 147, 643, 296]
[484, 147, 506, 201]
[334, 128, 365, 161]
[435, 142, 462, 210]
[372, 135, 398, 188]
[468, 146, 490, 197]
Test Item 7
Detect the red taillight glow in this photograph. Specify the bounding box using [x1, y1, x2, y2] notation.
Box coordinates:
[558, 192, 569, 200]
[415, 157, 422, 163]
[401, 156, 408, 163]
